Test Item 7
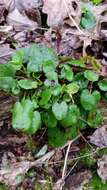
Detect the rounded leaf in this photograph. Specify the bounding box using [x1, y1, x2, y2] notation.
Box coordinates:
[98, 79, 107, 91]
[87, 110, 103, 128]
[80, 89, 97, 110]
[84, 70, 99, 82]
[0, 64, 16, 77]
[18, 79, 38, 89]
[92, 90, 101, 103]
[29, 111, 41, 134]
[52, 85, 62, 96]
[60, 104, 80, 127]
[61, 65, 74, 81]
[39, 89, 52, 106]
[0, 77, 16, 92]
[42, 111, 57, 128]
[74, 72, 88, 89]
[12, 102, 23, 130]
[27, 44, 58, 73]
[66, 82, 79, 94]
[12, 99, 34, 133]
[52, 101, 68, 120]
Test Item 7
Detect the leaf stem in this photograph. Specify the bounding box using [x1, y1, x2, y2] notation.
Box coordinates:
[69, 93, 74, 104]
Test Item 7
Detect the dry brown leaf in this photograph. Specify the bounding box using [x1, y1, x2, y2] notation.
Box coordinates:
[90, 126, 107, 148]
[2, 0, 42, 31]
[42, 0, 81, 27]
[0, 3, 5, 23]
[3, 0, 42, 11]
[0, 150, 55, 187]
[44, 27, 82, 56]
[0, 44, 14, 64]
[65, 170, 92, 190]
[7, 8, 38, 31]
[0, 25, 13, 33]
[97, 155, 107, 181]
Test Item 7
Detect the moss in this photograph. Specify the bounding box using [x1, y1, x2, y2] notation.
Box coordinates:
[34, 182, 52, 190]
[85, 174, 107, 190]
[0, 184, 8, 190]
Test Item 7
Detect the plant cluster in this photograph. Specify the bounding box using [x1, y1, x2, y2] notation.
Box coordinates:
[0, 44, 106, 147]
[80, 0, 104, 30]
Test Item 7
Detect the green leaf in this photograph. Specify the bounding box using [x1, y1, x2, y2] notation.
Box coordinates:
[45, 70, 58, 81]
[11, 81, 20, 95]
[0, 77, 16, 92]
[12, 99, 41, 134]
[43, 60, 55, 73]
[63, 94, 71, 102]
[51, 84, 62, 96]
[43, 61, 58, 81]
[80, 8, 96, 30]
[12, 101, 23, 131]
[18, 79, 38, 89]
[11, 49, 25, 64]
[39, 89, 52, 106]
[14, 99, 34, 132]
[60, 104, 80, 127]
[92, 90, 101, 103]
[84, 70, 99, 82]
[66, 82, 79, 94]
[80, 89, 97, 110]
[68, 59, 86, 68]
[52, 101, 68, 120]
[42, 111, 57, 128]
[31, 99, 39, 109]
[74, 72, 88, 89]
[30, 111, 41, 134]
[66, 126, 79, 139]
[98, 79, 107, 91]
[60, 65, 74, 81]
[10, 48, 27, 70]
[87, 110, 103, 128]
[0, 64, 16, 77]
[48, 127, 67, 147]
[27, 44, 58, 73]
[78, 107, 87, 129]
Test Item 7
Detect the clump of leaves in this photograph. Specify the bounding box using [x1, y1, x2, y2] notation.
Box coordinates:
[0, 44, 105, 147]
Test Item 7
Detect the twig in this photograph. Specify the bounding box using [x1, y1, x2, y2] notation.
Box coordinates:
[48, 147, 105, 166]
[62, 141, 72, 180]
[35, 26, 49, 31]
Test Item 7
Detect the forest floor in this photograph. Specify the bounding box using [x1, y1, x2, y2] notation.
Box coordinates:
[0, 0, 107, 189]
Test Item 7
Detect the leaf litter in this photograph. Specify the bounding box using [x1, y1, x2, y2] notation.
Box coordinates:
[0, 0, 107, 189]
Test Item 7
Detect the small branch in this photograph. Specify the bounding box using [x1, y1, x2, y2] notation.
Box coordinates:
[62, 141, 72, 180]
